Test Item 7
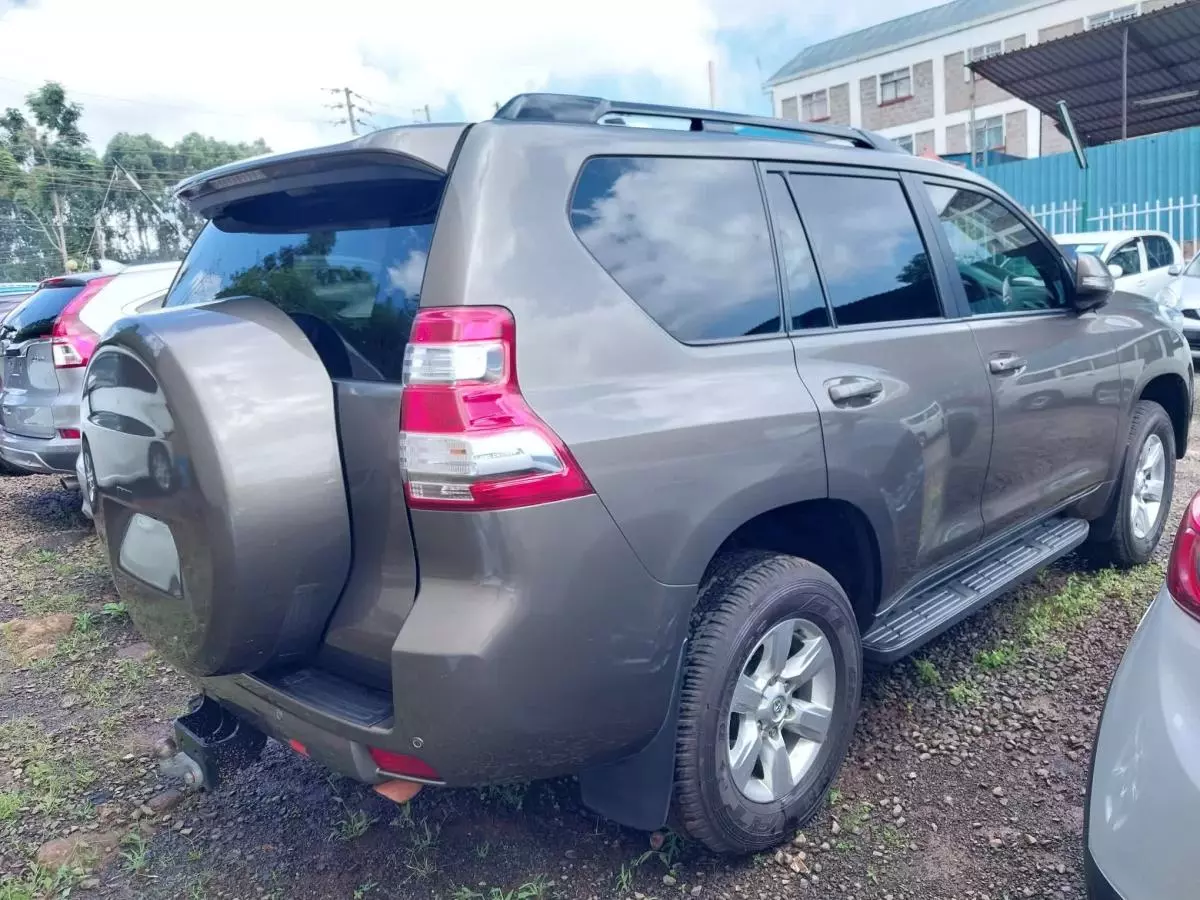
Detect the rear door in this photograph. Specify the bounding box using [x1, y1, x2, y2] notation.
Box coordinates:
[1142, 234, 1180, 297]
[916, 178, 1122, 535]
[765, 164, 994, 599]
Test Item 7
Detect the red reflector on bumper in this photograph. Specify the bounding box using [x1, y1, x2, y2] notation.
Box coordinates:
[288, 739, 308, 757]
[368, 747, 438, 780]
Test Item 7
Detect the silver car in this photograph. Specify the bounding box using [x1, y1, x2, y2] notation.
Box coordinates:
[1086, 491, 1200, 899]
[1157, 252, 1200, 361]
[0, 262, 178, 476]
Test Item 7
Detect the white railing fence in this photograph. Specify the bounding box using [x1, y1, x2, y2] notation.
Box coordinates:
[1027, 196, 1200, 257]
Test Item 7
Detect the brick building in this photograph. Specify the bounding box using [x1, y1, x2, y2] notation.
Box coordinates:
[767, 0, 1181, 159]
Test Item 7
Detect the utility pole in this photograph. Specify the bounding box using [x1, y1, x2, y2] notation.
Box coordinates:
[325, 87, 375, 135]
[50, 190, 68, 271]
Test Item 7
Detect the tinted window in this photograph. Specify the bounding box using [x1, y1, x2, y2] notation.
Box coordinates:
[762, 173, 829, 330]
[1108, 241, 1142, 277]
[791, 174, 940, 326]
[1, 284, 85, 342]
[925, 184, 1068, 315]
[165, 177, 443, 382]
[570, 157, 781, 342]
[1145, 236, 1174, 270]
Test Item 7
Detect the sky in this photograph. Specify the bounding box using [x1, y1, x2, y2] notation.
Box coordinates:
[0, 0, 943, 155]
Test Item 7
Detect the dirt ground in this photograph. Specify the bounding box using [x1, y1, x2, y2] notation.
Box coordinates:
[2, 417, 1196, 900]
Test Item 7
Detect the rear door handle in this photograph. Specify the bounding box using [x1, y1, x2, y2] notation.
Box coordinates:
[989, 353, 1027, 375]
[826, 376, 883, 405]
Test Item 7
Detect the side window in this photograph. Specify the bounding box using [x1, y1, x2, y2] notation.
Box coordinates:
[1145, 236, 1174, 270]
[570, 157, 782, 343]
[924, 183, 1069, 315]
[761, 173, 829, 331]
[1108, 240, 1142, 277]
[789, 173, 941, 327]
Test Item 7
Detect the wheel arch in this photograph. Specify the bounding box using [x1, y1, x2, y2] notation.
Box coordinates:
[1137, 372, 1190, 459]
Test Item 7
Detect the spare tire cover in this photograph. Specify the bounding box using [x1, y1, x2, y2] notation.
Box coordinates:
[82, 297, 352, 676]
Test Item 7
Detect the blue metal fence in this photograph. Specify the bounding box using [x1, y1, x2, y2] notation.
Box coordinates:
[974, 126, 1200, 248]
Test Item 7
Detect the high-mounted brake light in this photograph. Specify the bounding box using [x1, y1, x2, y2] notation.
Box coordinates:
[399, 307, 594, 511]
[51, 276, 113, 369]
[1167, 491, 1200, 622]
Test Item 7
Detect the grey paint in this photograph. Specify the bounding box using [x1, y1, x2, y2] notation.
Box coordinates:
[83, 114, 1194, 795]
[84, 298, 353, 675]
[1088, 587, 1200, 899]
[0, 338, 84, 473]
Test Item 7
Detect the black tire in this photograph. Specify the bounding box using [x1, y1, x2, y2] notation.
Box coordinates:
[1088, 399, 1175, 568]
[673, 551, 862, 854]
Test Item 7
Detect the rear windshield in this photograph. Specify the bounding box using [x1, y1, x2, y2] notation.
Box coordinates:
[1, 284, 85, 342]
[164, 177, 443, 382]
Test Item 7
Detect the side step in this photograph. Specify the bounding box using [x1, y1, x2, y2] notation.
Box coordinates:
[862, 516, 1090, 663]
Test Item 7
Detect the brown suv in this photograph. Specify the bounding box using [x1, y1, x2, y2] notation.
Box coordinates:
[82, 94, 1192, 853]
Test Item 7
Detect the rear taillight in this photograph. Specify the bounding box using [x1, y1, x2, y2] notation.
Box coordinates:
[399, 307, 593, 511]
[1167, 492, 1200, 621]
[51, 276, 112, 368]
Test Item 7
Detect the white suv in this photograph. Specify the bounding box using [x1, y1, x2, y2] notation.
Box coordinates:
[1055, 230, 1182, 300]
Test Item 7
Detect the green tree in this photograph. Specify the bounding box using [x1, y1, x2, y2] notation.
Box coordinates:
[1, 82, 103, 273]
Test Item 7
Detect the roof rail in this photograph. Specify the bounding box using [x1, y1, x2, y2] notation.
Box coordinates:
[493, 92, 902, 152]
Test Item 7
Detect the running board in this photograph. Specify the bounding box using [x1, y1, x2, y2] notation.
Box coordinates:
[862, 517, 1090, 663]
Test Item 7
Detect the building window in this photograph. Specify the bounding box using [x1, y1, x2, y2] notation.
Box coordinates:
[972, 115, 1005, 152]
[965, 41, 1002, 81]
[780, 96, 799, 120]
[801, 90, 829, 121]
[1087, 4, 1139, 28]
[879, 68, 912, 104]
[893, 135, 915, 154]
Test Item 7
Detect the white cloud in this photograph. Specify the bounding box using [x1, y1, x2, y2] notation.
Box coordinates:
[0, 0, 940, 154]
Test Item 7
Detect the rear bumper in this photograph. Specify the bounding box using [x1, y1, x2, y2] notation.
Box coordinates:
[1086, 587, 1200, 899]
[195, 495, 695, 787]
[0, 427, 79, 475]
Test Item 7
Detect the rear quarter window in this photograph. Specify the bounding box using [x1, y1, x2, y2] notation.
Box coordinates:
[165, 177, 443, 382]
[569, 156, 781, 343]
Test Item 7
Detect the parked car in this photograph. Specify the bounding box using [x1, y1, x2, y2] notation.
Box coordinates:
[0, 262, 179, 477]
[1085, 491, 1200, 899]
[82, 93, 1191, 854]
[0, 283, 39, 323]
[1056, 230, 1182, 300]
[1156, 249, 1200, 360]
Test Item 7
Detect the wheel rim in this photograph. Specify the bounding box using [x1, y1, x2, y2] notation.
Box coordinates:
[82, 449, 96, 502]
[1130, 433, 1166, 541]
[725, 618, 837, 803]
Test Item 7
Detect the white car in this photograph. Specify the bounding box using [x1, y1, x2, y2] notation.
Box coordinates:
[1055, 230, 1182, 300]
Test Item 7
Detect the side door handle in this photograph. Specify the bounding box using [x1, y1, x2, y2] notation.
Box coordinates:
[989, 353, 1027, 375]
[826, 376, 883, 406]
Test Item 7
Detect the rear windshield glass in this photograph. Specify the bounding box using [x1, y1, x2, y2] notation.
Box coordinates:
[164, 176, 443, 382]
[1, 285, 85, 342]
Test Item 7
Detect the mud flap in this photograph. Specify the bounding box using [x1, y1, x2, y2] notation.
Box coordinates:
[578, 641, 686, 832]
[169, 695, 266, 790]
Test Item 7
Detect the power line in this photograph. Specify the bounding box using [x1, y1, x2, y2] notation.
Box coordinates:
[324, 86, 375, 135]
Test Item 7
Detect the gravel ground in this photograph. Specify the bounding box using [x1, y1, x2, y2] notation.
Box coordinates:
[2, 415, 1197, 900]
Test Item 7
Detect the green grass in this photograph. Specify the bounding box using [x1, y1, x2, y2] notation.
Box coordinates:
[0, 791, 24, 822]
[121, 831, 151, 875]
[914, 658, 941, 685]
[948, 679, 983, 707]
[0, 865, 78, 900]
[839, 801, 874, 833]
[975, 642, 1018, 670]
[332, 808, 376, 842]
[478, 782, 528, 812]
[827, 787, 842, 806]
[1022, 565, 1161, 643]
[19, 592, 86, 617]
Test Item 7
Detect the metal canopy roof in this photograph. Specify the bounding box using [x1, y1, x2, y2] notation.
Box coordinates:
[969, 0, 1200, 146]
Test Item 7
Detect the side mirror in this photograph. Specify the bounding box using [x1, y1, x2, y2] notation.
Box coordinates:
[1107, 263, 1123, 279]
[1169, 264, 1183, 276]
[1074, 252, 1114, 311]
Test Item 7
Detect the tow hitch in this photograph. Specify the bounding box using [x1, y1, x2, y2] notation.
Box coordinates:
[158, 695, 266, 790]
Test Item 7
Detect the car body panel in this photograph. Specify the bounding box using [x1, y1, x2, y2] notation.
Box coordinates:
[1088, 587, 1200, 899]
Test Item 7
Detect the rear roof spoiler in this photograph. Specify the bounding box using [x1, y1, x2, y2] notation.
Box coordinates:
[173, 124, 469, 216]
[493, 92, 903, 152]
